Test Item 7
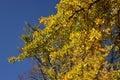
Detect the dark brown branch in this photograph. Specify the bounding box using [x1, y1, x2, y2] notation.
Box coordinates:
[34, 55, 47, 80]
[69, 0, 100, 20]
[118, 10, 120, 27]
[88, 0, 100, 9]
[30, 76, 39, 80]
[68, 8, 84, 20]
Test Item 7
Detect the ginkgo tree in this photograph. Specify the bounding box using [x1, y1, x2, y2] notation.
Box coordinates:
[8, 0, 120, 80]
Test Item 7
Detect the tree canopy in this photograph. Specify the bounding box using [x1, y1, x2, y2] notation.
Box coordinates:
[8, 0, 120, 80]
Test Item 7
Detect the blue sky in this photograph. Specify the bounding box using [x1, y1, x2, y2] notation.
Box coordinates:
[0, 0, 59, 80]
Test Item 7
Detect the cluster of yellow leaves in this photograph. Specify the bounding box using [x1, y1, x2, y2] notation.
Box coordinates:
[8, 56, 16, 63]
[95, 18, 105, 25]
[8, 0, 120, 80]
[89, 28, 102, 40]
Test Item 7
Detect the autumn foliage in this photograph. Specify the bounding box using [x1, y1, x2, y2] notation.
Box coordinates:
[9, 0, 120, 80]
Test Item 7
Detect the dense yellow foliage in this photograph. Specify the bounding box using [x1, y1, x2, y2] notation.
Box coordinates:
[9, 0, 120, 80]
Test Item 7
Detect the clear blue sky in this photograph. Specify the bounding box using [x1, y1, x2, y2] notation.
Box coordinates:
[0, 0, 59, 80]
